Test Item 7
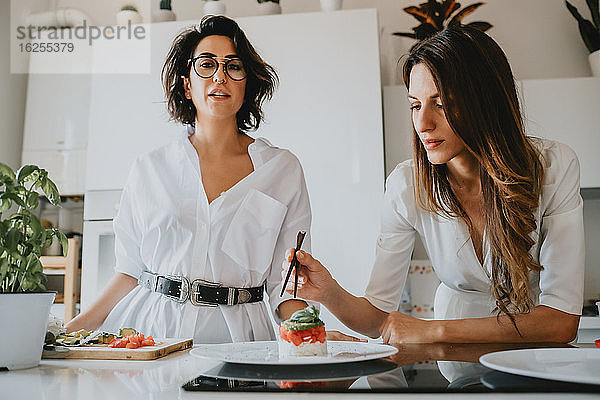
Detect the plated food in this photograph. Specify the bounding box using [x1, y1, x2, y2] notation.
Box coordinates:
[278, 305, 327, 357]
[54, 328, 155, 348]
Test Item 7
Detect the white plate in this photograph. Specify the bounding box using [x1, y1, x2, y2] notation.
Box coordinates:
[190, 341, 398, 365]
[479, 348, 600, 385]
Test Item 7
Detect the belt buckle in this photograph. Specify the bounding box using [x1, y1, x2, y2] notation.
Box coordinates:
[165, 275, 190, 303]
[190, 279, 220, 307]
[236, 289, 251, 305]
[138, 271, 158, 291]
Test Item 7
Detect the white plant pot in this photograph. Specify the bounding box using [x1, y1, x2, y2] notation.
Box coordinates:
[116, 9, 143, 26]
[203, 1, 226, 16]
[320, 0, 343, 11]
[0, 292, 55, 370]
[590, 49, 600, 78]
[257, 2, 281, 15]
[152, 9, 176, 22]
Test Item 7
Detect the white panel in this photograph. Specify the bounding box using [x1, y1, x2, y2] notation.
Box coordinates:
[80, 220, 116, 311]
[23, 73, 91, 151]
[21, 148, 86, 196]
[520, 77, 600, 188]
[383, 85, 412, 175]
[85, 10, 384, 335]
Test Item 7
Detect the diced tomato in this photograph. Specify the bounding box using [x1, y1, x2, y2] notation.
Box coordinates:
[595, 338, 600, 349]
[142, 339, 155, 347]
[126, 342, 139, 349]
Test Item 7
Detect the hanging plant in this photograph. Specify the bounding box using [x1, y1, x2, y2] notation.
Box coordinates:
[393, 0, 492, 41]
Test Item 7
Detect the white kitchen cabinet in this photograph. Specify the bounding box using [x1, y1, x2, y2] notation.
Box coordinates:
[22, 67, 91, 195]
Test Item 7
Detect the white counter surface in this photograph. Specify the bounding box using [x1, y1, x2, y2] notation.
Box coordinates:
[1, 346, 597, 400]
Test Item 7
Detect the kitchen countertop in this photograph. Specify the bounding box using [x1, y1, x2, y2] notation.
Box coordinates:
[1, 342, 598, 400]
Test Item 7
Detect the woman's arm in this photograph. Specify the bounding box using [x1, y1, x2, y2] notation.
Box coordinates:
[65, 273, 138, 332]
[380, 305, 579, 344]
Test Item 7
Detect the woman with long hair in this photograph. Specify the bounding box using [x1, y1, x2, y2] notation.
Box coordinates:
[283, 27, 584, 343]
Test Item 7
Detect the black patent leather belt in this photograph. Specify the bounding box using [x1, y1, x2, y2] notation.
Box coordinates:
[138, 271, 264, 307]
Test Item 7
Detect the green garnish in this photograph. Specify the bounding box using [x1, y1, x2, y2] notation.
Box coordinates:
[282, 305, 324, 331]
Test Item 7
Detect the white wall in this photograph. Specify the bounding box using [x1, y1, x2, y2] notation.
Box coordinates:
[52, 0, 593, 84]
[0, 1, 30, 169]
[3, 0, 595, 169]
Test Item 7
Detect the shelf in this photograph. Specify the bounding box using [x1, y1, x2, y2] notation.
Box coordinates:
[40, 238, 80, 323]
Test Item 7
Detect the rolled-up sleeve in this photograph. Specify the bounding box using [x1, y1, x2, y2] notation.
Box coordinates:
[365, 161, 417, 313]
[537, 143, 585, 315]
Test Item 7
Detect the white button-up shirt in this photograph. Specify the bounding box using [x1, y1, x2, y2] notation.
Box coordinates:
[101, 136, 311, 343]
[365, 138, 585, 319]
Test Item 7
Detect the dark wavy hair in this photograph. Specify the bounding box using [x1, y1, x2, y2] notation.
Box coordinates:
[402, 27, 544, 334]
[162, 15, 278, 133]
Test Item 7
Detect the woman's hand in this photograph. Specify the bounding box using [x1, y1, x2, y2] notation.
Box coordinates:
[281, 249, 338, 304]
[379, 311, 440, 344]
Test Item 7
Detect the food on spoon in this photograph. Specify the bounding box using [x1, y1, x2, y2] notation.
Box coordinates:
[278, 305, 327, 357]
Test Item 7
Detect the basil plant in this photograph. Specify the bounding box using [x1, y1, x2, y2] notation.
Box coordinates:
[0, 163, 67, 292]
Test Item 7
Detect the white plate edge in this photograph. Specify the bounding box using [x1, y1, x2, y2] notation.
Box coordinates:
[190, 341, 398, 365]
[479, 348, 600, 386]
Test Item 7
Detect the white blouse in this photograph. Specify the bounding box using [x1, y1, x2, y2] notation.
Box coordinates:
[100, 136, 311, 343]
[365, 138, 585, 319]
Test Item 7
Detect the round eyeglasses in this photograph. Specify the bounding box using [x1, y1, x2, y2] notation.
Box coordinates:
[188, 56, 247, 81]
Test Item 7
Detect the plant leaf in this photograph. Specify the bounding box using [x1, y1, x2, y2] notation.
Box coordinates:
[0, 163, 16, 181]
[16, 165, 39, 184]
[449, 2, 485, 25]
[404, 6, 433, 24]
[463, 21, 493, 32]
[441, 0, 461, 20]
[27, 191, 39, 210]
[392, 32, 418, 39]
[580, 18, 600, 52]
[586, 0, 600, 29]
[56, 231, 68, 257]
[0, 192, 25, 208]
[41, 178, 61, 206]
[0, 197, 11, 213]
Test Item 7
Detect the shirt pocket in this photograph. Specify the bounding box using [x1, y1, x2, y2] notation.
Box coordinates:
[221, 189, 288, 274]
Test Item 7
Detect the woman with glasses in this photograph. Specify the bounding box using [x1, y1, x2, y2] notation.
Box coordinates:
[66, 16, 313, 343]
[282, 27, 584, 344]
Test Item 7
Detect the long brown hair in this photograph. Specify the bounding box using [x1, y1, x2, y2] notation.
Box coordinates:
[402, 27, 544, 332]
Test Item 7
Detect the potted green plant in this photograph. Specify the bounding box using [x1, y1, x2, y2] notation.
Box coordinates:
[153, 0, 177, 22]
[257, 0, 281, 15]
[566, 0, 600, 77]
[393, 0, 492, 41]
[0, 163, 67, 370]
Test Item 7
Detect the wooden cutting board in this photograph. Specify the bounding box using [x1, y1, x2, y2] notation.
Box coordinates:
[44, 338, 193, 360]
